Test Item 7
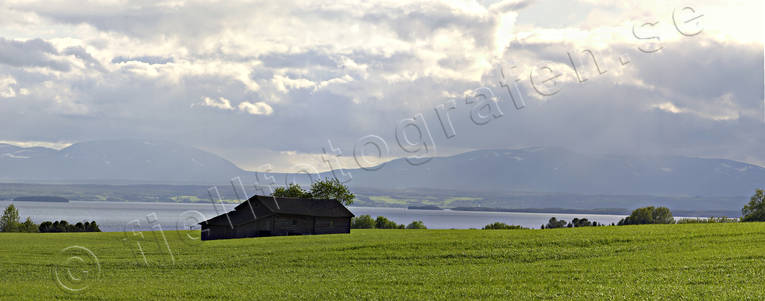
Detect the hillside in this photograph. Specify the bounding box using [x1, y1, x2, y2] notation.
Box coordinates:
[346, 147, 765, 196]
[0, 140, 248, 184]
[1, 141, 764, 199]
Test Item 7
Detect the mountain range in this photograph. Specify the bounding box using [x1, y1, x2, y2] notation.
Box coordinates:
[0, 140, 245, 184]
[1, 140, 763, 198]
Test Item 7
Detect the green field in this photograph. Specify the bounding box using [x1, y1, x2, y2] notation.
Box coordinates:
[2, 224, 765, 300]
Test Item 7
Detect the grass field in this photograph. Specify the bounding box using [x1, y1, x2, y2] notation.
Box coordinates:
[2, 224, 765, 300]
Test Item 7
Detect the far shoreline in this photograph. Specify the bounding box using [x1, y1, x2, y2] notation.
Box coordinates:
[0, 199, 740, 218]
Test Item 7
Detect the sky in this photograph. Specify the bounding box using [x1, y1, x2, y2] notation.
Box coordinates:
[0, 0, 762, 172]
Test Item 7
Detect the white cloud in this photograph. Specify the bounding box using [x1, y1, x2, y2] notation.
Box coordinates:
[199, 96, 233, 110]
[238, 101, 273, 116]
[0, 140, 71, 149]
[272, 75, 316, 93]
[0, 75, 16, 98]
[650, 94, 740, 121]
[651, 102, 683, 114]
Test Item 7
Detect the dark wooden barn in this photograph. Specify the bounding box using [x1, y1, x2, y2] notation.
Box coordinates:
[199, 195, 354, 240]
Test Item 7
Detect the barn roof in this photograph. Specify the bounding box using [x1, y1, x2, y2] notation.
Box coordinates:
[237, 195, 355, 218]
[200, 195, 354, 226]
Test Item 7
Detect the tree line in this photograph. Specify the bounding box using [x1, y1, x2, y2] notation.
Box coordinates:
[541, 217, 605, 229]
[482, 222, 525, 230]
[5, 187, 765, 233]
[0, 204, 101, 233]
[538, 188, 765, 228]
[351, 215, 427, 229]
[38, 220, 101, 232]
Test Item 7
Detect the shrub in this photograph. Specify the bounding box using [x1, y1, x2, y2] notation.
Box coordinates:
[482, 222, 524, 230]
[405, 221, 427, 229]
[676, 217, 738, 224]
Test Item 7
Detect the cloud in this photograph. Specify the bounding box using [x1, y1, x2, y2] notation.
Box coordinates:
[0, 75, 16, 98]
[0, 140, 71, 149]
[199, 96, 233, 110]
[237, 101, 273, 116]
[197, 96, 273, 116]
[112, 56, 174, 65]
[651, 102, 683, 114]
[0, 37, 70, 71]
[0, 0, 760, 172]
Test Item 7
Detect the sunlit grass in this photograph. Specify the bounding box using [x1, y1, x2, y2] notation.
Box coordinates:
[2, 224, 765, 300]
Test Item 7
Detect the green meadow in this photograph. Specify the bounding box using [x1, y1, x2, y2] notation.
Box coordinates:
[2, 224, 765, 300]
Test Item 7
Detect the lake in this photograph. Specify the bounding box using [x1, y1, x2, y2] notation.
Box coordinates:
[0, 201, 633, 231]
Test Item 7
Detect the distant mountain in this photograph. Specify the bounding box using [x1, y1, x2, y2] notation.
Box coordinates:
[1, 141, 763, 197]
[344, 147, 765, 197]
[0, 140, 248, 184]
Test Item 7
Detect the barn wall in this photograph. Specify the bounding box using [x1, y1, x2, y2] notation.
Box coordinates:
[234, 216, 275, 238]
[272, 214, 314, 236]
[202, 216, 278, 240]
[202, 224, 236, 240]
[314, 217, 351, 234]
[203, 214, 352, 240]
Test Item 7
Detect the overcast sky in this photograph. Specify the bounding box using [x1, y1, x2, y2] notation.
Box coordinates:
[0, 0, 762, 172]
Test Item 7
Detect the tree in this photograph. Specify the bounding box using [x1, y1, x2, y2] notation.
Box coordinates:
[39, 221, 53, 233]
[652, 207, 674, 224]
[406, 220, 427, 229]
[545, 217, 567, 229]
[570, 218, 594, 227]
[310, 178, 355, 205]
[375, 216, 401, 229]
[37, 220, 100, 233]
[272, 183, 312, 199]
[0, 205, 20, 232]
[271, 178, 355, 205]
[19, 217, 38, 233]
[87, 221, 102, 232]
[54, 220, 69, 232]
[74, 222, 85, 232]
[742, 189, 765, 222]
[618, 206, 675, 225]
[351, 215, 375, 229]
